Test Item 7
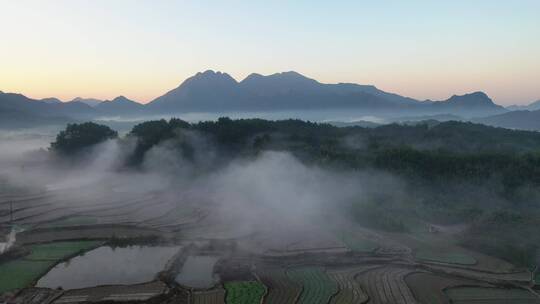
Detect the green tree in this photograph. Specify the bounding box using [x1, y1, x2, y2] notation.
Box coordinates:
[50, 122, 117, 154]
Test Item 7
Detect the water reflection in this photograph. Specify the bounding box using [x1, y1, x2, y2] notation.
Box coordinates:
[37, 245, 180, 289]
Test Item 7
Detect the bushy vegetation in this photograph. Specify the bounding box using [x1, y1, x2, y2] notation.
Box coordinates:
[128, 118, 190, 164]
[50, 122, 117, 154]
[460, 211, 540, 267]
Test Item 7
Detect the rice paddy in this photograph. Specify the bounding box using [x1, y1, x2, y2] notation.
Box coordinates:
[445, 286, 540, 304]
[287, 266, 338, 304]
[415, 249, 477, 265]
[224, 281, 266, 304]
[0, 240, 102, 293]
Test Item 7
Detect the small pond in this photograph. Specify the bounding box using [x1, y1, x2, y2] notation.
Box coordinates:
[175, 255, 219, 289]
[37, 245, 180, 289]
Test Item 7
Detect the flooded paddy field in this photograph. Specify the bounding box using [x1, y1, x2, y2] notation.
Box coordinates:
[37, 245, 181, 289]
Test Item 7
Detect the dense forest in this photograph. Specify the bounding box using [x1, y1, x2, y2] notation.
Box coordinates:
[51, 118, 540, 267]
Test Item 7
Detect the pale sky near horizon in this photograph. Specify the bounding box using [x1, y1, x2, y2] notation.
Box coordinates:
[0, 1, 539, 105]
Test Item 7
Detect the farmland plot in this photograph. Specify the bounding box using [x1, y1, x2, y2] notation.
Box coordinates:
[0, 260, 53, 294]
[7, 287, 63, 304]
[0, 240, 102, 293]
[337, 231, 380, 253]
[287, 266, 338, 304]
[16, 226, 159, 244]
[53, 281, 168, 303]
[328, 266, 380, 304]
[445, 286, 540, 304]
[192, 288, 226, 304]
[37, 216, 99, 228]
[405, 272, 491, 304]
[415, 250, 476, 265]
[37, 245, 180, 289]
[256, 267, 301, 304]
[141, 203, 206, 230]
[427, 264, 532, 283]
[224, 281, 266, 304]
[25, 241, 102, 261]
[0, 191, 154, 227]
[356, 266, 418, 304]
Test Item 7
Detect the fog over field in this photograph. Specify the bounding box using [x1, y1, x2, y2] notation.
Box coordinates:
[0, 130, 405, 248]
[2, 118, 540, 302]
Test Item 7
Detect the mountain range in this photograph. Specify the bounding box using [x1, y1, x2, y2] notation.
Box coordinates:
[1, 70, 538, 130]
[507, 100, 540, 111]
[146, 71, 505, 116]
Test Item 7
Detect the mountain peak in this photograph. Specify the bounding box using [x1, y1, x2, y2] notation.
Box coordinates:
[439, 91, 502, 111]
[40, 97, 63, 104]
[111, 95, 133, 103]
[178, 70, 238, 90]
[191, 70, 237, 82]
[71, 97, 103, 107]
[240, 71, 321, 96]
[272, 70, 307, 78]
[449, 91, 490, 100]
[242, 71, 314, 82]
[95, 95, 142, 115]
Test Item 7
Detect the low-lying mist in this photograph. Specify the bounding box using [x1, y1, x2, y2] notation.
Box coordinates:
[0, 131, 403, 246]
[2, 118, 540, 265]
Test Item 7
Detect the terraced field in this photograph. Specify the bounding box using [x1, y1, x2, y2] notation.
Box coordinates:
[427, 264, 532, 283]
[414, 249, 477, 265]
[192, 288, 226, 304]
[328, 266, 376, 304]
[256, 267, 301, 304]
[6, 287, 62, 304]
[0, 240, 102, 293]
[224, 281, 265, 304]
[445, 286, 540, 304]
[52, 281, 169, 303]
[287, 266, 338, 304]
[0, 187, 205, 232]
[356, 266, 418, 304]
[25, 241, 102, 260]
[37, 216, 99, 228]
[0, 260, 53, 294]
[337, 231, 380, 253]
[405, 272, 491, 304]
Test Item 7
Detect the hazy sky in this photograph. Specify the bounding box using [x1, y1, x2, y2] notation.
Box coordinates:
[1, 1, 539, 105]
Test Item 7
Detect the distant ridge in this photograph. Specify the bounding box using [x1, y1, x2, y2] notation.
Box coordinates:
[1, 70, 508, 123]
[147, 70, 504, 116]
[507, 99, 540, 111]
[475, 109, 540, 131]
[96, 96, 144, 116]
[71, 97, 103, 107]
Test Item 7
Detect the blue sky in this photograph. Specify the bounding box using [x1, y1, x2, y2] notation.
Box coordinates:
[0, 0, 538, 105]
